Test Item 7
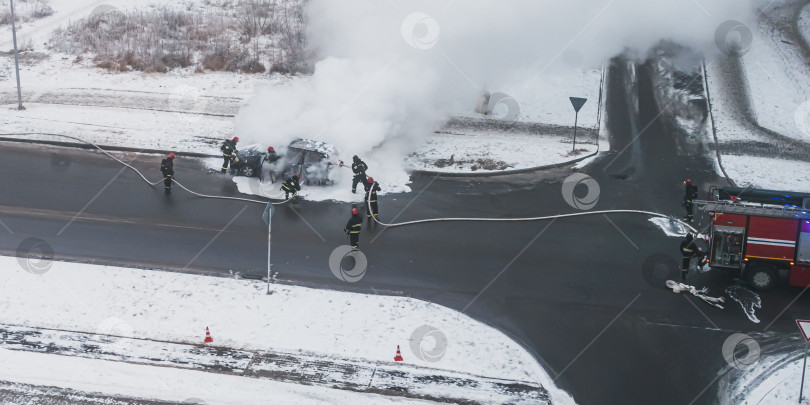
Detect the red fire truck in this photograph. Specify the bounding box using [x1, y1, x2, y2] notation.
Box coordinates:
[696, 187, 810, 290]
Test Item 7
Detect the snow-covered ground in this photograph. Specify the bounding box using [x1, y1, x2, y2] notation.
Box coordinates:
[721, 154, 810, 192]
[0, 256, 575, 404]
[703, 0, 810, 192]
[405, 131, 596, 173]
[453, 68, 602, 129]
[727, 348, 809, 404]
[744, 0, 810, 141]
[0, 349, 434, 405]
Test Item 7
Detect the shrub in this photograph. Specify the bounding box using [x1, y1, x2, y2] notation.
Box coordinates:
[49, 1, 308, 74]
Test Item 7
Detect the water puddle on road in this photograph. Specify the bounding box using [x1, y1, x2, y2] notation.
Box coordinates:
[725, 285, 762, 323]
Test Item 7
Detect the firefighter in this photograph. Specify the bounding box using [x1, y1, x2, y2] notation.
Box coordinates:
[364, 176, 381, 221]
[220, 136, 239, 174]
[680, 233, 699, 281]
[265, 147, 280, 163]
[160, 153, 175, 195]
[281, 173, 301, 200]
[344, 207, 362, 249]
[683, 178, 698, 222]
[351, 155, 370, 193]
[264, 146, 281, 182]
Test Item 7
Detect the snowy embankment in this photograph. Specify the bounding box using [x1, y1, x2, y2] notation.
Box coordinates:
[0, 349, 433, 405]
[726, 348, 808, 404]
[745, 1, 810, 142]
[701, 0, 810, 192]
[703, 18, 810, 191]
[0, 256, 575, 404]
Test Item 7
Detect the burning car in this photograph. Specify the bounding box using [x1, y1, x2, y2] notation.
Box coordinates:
[231, 139, 338, 185]
[278, 139, 339, 186]
[229, 147, 265, 178]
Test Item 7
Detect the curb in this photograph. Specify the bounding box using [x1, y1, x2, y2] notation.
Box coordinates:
[411, 147, 599, 177]
[0, 135, 221, 159]
[2, 133, 600, 177]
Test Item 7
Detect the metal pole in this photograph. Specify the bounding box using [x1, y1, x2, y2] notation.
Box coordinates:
[9, 0, 24, 110]
[572, 111, 579, 152]
[801, 341, 808, 403]
[266, 215, 272, 295]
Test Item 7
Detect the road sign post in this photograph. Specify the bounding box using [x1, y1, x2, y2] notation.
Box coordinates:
[569, 97, 587, 152]
[798, 320, 810, 403]
[262, 202, 274, 295]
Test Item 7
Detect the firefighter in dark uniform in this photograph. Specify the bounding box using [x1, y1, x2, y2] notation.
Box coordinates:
[281, 173, 301, 200]
[220, 136, 239, 174]
[364, 176, 380, 221]
[351, 155, 370, 193]
[680, 233, 699, 281]
[265, 146, 281, 182]
[683, 178, 698, 222]
[344, 207, 362, 249]
[160, 153, 175, 195]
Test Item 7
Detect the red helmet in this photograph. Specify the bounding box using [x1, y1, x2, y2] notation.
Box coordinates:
[295, 173, 301, 179]
[232, 137, 239, 142]
[684, 179, 692, 185]
[168, 153, 175, 159]
[268, 146, 275, 153]
[352, 208, 359, 215]
[367, 176, 374, 183]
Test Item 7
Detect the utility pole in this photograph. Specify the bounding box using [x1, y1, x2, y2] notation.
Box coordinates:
[9, 0, 25, 110]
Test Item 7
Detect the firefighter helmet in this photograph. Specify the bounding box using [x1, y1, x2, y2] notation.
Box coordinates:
[367, 176, 374, 183]
[295, 173, 301, 179]
[353, 155, 359, 161]
[268, 146, 275, 153]
[352, 207, 359, 215]
[168, 153, 175, 159]
[232, 136, 239, 142]
[684, 179, 692, 185]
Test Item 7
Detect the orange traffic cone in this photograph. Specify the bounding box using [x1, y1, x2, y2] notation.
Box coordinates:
[394, 345, 404, 362]
[204, 326, 213, 343]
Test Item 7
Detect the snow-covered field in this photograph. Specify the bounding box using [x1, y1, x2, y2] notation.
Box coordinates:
[721, 155, 810, 192]
[0, 256, 575, 404]
[0, 349, 434, 405]
[453, 68, 602, 129]
[727, 349, 809, 404]
[405, 131, 596, 173]
[744, 1, 810, 141]
[703, 1, 810, 193]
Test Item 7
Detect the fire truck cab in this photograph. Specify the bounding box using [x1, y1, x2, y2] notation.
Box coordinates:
[696, 187, 810, 290]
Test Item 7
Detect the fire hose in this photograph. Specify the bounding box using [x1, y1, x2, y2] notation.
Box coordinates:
[0, 133, 291, 205]
[368, 196, 699, 232]
[2, 133, 698, 232]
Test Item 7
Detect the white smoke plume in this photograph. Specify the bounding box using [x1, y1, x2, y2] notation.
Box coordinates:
[234, 0, 756, 194]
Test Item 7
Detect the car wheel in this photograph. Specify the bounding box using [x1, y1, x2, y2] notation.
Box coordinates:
[746, 265, 777, 291]
[242, 166, 255, 177]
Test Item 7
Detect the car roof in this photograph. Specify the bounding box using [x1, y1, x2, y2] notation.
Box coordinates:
[288, 138, 337, 157]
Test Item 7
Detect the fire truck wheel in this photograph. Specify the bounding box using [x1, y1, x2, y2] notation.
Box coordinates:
[746, 265, 777, 291]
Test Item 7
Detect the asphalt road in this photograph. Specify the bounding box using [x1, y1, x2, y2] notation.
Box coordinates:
[0, 59, 807, 405]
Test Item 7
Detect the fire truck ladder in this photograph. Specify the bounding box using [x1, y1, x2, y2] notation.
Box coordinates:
[694, 200, 810, 220]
